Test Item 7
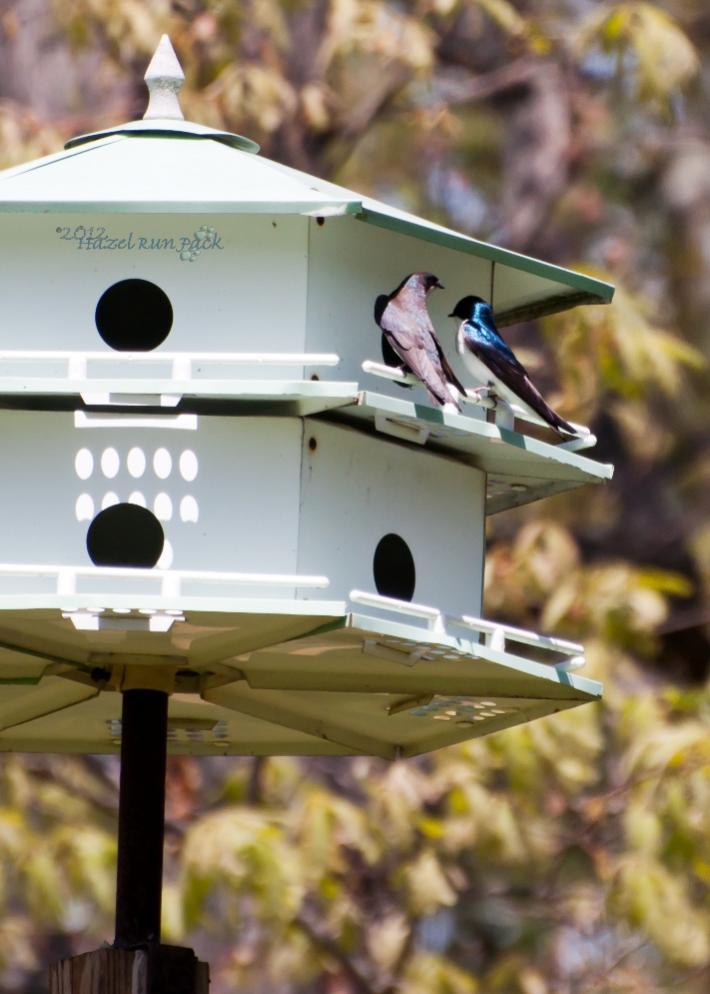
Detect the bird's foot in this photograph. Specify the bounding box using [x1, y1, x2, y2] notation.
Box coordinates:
[466, 385, 514, 428]
[465, 386, 492, 401]
[462, 386, 497, 411]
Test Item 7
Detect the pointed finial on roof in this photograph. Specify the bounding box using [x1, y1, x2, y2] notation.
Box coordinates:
[143, 35, 185, 121]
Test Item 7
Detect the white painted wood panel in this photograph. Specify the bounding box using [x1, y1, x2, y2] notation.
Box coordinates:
[298, 420, 485, 616]
[0, 410, 302, 578]
[0, 214, 309, 371]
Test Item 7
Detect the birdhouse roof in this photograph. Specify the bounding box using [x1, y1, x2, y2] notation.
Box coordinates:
[0, 133, 359, 216]
[0, 38, 613, 324]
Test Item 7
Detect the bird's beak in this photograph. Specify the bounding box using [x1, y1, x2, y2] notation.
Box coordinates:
[447, 310, 455, 317]
[436, 280, 445, 290]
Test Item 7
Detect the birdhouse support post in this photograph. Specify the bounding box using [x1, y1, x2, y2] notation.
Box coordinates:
[49, 686, 210, 994]
[114, 687, 168, 949]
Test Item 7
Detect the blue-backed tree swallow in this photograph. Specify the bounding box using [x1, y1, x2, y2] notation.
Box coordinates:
[449, 295, 577, 435]
[375, 273, 466, 411]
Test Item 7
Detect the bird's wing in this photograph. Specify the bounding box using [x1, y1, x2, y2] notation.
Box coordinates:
[434, 338, 466, 394]
[373, 294, 389, 325]
[380, 300, 458, 408]
[463, 326, 575, 434]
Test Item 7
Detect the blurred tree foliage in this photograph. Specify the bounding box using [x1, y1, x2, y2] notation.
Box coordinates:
[0, 1, 709, 992]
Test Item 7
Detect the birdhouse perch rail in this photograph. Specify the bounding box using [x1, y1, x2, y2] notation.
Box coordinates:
[348, 589, 585, 670]
[0, 563, 330, 596]
[0, 350, 340, 377]
[361, 360, 596, 451]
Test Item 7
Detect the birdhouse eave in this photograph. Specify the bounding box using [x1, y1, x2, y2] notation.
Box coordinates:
[256, 155, 616, 322]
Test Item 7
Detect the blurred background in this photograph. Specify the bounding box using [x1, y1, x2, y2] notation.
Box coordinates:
[0, 1, 709, 992]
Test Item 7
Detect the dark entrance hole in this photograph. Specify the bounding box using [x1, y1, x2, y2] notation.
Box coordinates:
[87, 504, 165, 568]
[95, 279, 173, 351]
[373, 533, 416, 601]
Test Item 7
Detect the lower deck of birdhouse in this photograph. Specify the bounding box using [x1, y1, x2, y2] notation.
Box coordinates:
[0, 597, 600, 758]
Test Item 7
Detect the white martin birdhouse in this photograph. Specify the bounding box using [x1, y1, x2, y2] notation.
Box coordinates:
[0, 37, 614, 759]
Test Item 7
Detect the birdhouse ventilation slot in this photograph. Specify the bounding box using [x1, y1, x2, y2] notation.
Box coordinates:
[95, 279, 173, 351]
[86, 503, 165, 568]
[107, 718, 230, 744]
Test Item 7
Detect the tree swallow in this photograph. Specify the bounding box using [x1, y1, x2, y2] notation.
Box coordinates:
[375, 273, 466, 411]
[449, 295, 577, 435]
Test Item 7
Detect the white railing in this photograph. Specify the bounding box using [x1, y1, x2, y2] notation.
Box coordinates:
[348, 589, 584, 671]
[0, 350, 340, 380]
[0, 563, 329, 598]
[351, 588, 444, 624]
[0, 351, 343, 406]
[361, 360, 596, 452]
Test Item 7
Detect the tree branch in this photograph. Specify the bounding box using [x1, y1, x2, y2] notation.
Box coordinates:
[293, 911, 376, 994]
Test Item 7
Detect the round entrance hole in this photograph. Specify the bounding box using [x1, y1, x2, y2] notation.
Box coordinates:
[373, 533, 416, 601]
[86, 503, 165, 568]
[95, 278, 173, 351]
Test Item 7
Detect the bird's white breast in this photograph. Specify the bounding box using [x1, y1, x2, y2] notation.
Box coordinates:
[456, 327, 541, 424]
[457, 328, 494, 386]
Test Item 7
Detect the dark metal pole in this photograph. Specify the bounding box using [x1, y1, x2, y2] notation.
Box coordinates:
[114, 688, 169, 948]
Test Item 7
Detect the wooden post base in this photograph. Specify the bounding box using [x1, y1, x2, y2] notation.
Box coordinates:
[49, 945, 209, 994]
